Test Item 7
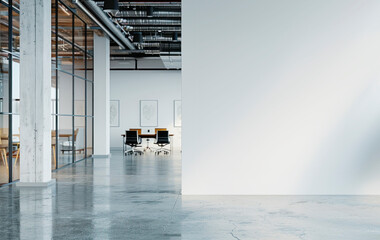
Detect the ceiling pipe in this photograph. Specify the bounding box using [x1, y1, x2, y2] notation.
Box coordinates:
[73, 0, 136, 50]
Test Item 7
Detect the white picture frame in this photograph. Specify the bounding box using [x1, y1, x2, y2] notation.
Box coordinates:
[110, 100, 120, 127]
[174, 100, 182, 127]
[140, 100, 158, 127]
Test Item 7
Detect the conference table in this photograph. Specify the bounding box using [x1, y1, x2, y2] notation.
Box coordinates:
[121, 133, 174, 153]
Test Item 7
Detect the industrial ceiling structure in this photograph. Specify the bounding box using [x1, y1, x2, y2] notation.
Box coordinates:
[87, 0, 182, 69]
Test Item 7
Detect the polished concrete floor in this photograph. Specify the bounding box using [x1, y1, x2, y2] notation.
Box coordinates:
[0, 151, 380, 239]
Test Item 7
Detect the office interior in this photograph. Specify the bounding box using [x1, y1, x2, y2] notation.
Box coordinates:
[1, 0, 380, 239]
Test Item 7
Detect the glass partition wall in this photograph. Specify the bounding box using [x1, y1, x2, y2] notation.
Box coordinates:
[0, 0, 94, 185]
[0, 0, 20, 184]
[52, 0, 94, 169]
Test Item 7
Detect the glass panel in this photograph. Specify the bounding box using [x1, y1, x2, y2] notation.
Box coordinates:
[86, 81, 92, 116]
[58, 70, 72, 115]
[58, 116, 72, 167]
[11, 57, 20, 114]
[86, 117, 93, 157]
[86, 57, 93, 81]
[86, 29, 94, 56]
[57, 36, 73, 72]
[12, 10, 19, 53]
[51, 0, 56, 30]
[51, 32, 57, 68]
[74, 77, 85, 115]
[74, 117, 85, 161]
[74, 16, 85, 51]
[0, 114, 8, 185]
[12, 114, 20, 181]
[74, 47, 85, 78]
[51, 69, 57, 115]
[0, 3, 8, 51]
[57, 3, 72, 42]
[12, 0, 20, 9]
[51, 115, 57, 170]
[51, 0, 57, 68]
[0, 56, 9, 113]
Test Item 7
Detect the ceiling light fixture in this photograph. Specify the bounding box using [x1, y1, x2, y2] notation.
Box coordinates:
[103, 0, 119, 15]
[147, 7, 154, 17]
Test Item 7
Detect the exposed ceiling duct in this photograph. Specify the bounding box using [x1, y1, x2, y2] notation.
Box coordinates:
[96, 2, 181, 7]
[73, 0, 136, 50]
[114, 10, 181, 18]
[91, 0, 181, 62]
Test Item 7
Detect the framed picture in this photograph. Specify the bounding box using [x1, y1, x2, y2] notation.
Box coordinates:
[174, 100, 182, 127]
[140, 100, 158, 127]
[110, 100, 120, 127]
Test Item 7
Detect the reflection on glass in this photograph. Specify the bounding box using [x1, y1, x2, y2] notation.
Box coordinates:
[0, 56, 9, 113]
[0, 4, 9, 51]
[51, 33, 57, 67]
[87, 57, 93, 82]
[57, 4, 72, 42]
[51, 116, 57, 170]
[0, 114, 8, 184]
[74, 78, 85, 115]
[57, 36, 73, 72]
[74, 16, 86, 50]
[51, 68, 57, 114]
[74, 117, 85, 161]
[12, 57, 20, 114]
[12, 0, 20, 9]
[86, 29, 94, 56]
[58, 70, 72, 115]
[86, 81, 93, 116]
[86, 117, 93, 157]
[12, 114, 20, 181]
[12, 10, 20, 53]
[58, 116, 72, 167]
[52, 0, 56, 33]
[74, 47, 85, 78]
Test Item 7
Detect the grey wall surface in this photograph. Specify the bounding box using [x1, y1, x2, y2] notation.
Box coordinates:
[182, 0, 380, 194]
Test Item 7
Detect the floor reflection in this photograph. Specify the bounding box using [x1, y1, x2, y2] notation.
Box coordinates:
[1, 151, 380, 239]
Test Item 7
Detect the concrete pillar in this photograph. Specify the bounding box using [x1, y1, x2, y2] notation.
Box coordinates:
[18, 0, 54, 186]
[93, 33, 111, 157]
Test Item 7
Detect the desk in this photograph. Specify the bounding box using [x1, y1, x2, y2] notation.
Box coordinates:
[59, 133, 73, 139]
[121, 133, 174, 153]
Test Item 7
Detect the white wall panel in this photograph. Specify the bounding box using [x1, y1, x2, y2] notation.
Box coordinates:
[182, 0, 380, 194]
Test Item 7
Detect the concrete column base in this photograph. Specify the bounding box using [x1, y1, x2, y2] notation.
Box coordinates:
[92, 154, 112, 158]
[16, 179, 56, 188]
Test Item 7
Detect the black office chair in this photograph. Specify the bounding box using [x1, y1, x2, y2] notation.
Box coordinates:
[154, 130, 170, 155]
[125, 130, 144, 156]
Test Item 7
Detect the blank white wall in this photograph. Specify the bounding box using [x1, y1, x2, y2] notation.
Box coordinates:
[110, 70, 181, 150]
[182, 0, 380, 194]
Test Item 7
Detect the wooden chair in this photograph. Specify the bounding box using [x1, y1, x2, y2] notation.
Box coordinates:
[51, 130, 57, 168]
[61, 128, 84, 154]
[0, 136, 8, 169]
[13, 131, 57, 169]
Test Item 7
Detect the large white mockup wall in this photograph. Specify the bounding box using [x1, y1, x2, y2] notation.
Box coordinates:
[110, 70, 181, 150]
[182, 0, 380, 194]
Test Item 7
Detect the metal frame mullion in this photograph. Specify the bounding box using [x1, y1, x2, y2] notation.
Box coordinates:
[55, 0, 59, 169]
[7, 0, 13, 183]
[84, 24, 87, 158]
[72, 13, 75, 163]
